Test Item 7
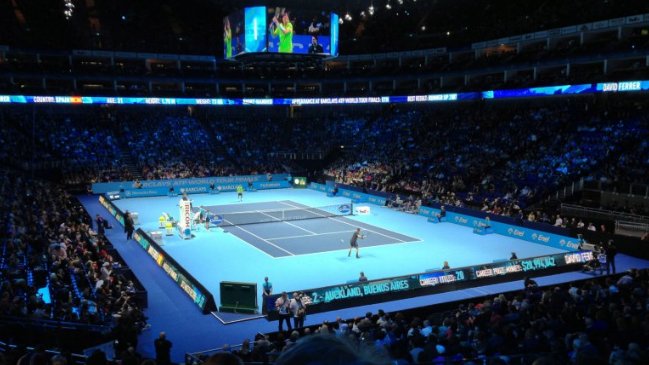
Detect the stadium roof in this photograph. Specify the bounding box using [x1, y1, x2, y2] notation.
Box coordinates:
[1, 0, 647, 55]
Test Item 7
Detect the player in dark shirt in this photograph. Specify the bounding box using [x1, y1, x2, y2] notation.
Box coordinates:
[436, 206, 447, 222]
[348, 228, 364, 259]
[308, 36, 324, 54]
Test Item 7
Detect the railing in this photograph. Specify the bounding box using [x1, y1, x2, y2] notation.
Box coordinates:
[186, 344, 243, 365]
[561, 203, 649, 224]
[0, 315, 112, 333]
[615, 220, 649, 238]
[186, 345, 553, 365]
[0, 341, 87, 365]
[551, 178, 584, 200]
[268, 151, 326, 160]
[583, 180, 649, 196]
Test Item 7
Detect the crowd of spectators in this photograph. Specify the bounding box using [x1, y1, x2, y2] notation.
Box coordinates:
[1, 107, 127, 184]
[122, 112, 228, 180]
[0, 171, 148, 353]
[206, 113, 365, 174]
[206, 268, 649, 365]
[326, 98, 649, 225]
[3, 96, 647, 229]
[1, 107, 371, 184]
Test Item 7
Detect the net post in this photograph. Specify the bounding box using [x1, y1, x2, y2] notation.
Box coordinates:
[350, 200, 354, 216]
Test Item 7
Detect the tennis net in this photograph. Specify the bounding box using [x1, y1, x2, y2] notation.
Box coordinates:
[214, 203, 353, 227]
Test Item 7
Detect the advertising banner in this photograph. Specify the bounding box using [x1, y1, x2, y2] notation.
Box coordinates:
[309, 182, 387, 206]
[268, 250, 594, 314]
[92, 174, 289, 194]
[418, 207, 581, 251]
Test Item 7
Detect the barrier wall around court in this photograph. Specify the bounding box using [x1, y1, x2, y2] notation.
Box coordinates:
[266, 250, 594, 317]
[311, 182, 580, 251]
[92, 174, 290, 194]
[309, 182, 387, 205]
[98, 195, 217, 314]
[99, 178, 291, 198]
[418, 206, 581, 252]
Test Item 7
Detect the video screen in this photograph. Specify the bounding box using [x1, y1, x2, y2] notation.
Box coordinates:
[223, 7, 339, 58]
[330, 13, 339, 57]
[244, 6, 267, 53]
[223, 10, 244, 59]
[267, 7, 333, 55]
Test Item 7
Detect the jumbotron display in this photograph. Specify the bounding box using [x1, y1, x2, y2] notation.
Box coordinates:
[223, 6, 339, 58]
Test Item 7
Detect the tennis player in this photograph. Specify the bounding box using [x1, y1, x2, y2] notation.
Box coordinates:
[348, 228, 364, 259]
[272, 11, 294, 53]
[236, 184, 244, 202]
[224, 17, 232, 58]
[204, 212, 211, 230]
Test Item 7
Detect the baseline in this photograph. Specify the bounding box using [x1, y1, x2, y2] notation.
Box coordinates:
[278, 201, 413, 243]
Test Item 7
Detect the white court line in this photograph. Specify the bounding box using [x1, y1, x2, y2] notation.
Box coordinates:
[278, 201, 408, 243]
[224, 219, 295, 256]
[256, 210, 317, 235]
[266, 230, 357, 241]
[209, 203, 312, 216]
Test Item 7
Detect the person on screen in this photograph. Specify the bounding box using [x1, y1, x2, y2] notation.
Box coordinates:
[308, 36, 323, 54]
[308, 17, 322, 35]
[348, 228, 364, 259]
[234, 24, 243, 55]
[224, 17, 232, 58]
[272, 12, 294, 53]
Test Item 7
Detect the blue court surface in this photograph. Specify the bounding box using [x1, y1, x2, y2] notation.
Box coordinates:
[111, 188, 567, 306]
[81, 189, 649, 362]
[201, 200, 419, 257]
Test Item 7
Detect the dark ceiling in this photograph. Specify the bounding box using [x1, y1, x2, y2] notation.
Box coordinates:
[1, 0, 647, 55]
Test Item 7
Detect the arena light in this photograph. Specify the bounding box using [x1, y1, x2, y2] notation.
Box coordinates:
[63, 0, 74, 19]
[386, 3, 392, 10]
[368, 5, 375, 15]
[344, 12, 352, 21]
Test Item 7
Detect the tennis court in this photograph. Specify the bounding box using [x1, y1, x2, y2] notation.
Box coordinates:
[201, 200, 420, 257]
